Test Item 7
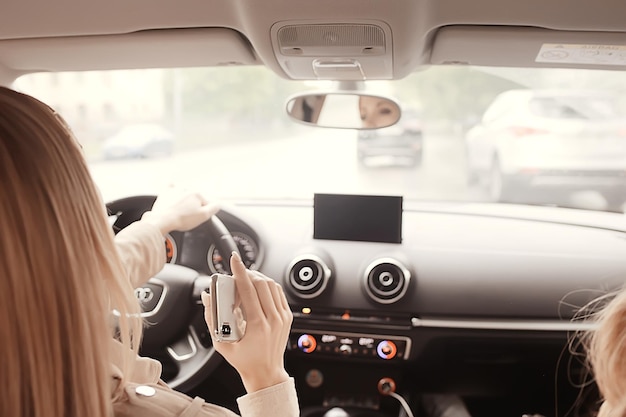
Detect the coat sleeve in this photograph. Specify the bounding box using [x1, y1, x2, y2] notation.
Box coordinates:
[114, 379, 299, 417]
[236, 378, 300, 417]
[114, 221, 166, 288]
[114, 381, 240, 417]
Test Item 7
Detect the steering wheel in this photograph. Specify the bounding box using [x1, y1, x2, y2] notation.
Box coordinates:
[106, 195, 240, 392]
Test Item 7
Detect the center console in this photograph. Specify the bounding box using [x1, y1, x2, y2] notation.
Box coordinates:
[289, 330, 411, 361]
[285, 194, 414, 416]
[286, 323, 413, 416]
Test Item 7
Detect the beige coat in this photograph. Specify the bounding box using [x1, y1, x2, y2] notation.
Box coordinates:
[113, 222, 300, 417]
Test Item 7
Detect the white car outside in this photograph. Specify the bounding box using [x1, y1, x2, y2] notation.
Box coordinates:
[465, 89, 626, 208]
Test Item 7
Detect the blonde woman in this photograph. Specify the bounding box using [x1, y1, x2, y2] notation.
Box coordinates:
[0, 86, 298, 417]
[586, 289, 626, 417]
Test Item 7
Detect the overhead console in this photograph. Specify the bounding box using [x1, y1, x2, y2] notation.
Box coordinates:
[270, 20, 394, 80]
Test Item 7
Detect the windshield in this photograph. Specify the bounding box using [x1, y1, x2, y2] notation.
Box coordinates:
[14, 66, 626, 212]
[529, 96, 619, 119]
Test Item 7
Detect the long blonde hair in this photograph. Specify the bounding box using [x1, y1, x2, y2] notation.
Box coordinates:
[585, 288, 626, 417]
[0, 86, 142, 417]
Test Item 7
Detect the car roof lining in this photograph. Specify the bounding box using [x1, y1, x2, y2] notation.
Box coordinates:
[2, 0, 626, 82]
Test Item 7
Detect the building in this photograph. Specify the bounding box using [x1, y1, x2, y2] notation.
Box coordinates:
[14, 69, 166, 143]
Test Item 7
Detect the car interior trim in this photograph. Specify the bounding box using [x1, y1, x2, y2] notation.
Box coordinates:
[166, 329, 199, 362]
[291, 328, 412, 360]
[286, 253, 332, 299]
[431, 25, 626, 69]
[411, 317, 597, 332]
[363, 257, 411, 304]
[270, 20, 394, 80]
[138, 278, 169, 318]
[0, 28, 258, 74]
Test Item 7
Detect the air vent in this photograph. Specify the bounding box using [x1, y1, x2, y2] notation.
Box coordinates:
[364, 258, 411, 304]
[286, 254, 331, 299]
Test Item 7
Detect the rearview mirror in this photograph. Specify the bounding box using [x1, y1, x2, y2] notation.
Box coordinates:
[286, 93, 401, 129]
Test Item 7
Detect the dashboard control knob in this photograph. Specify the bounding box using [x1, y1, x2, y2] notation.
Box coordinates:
[377, 377, 396, 395]
[339, 344, 352, 355]
[305, 369, 324, 388]
[298, 334, 317, 353]
[376, 340, 397, 360]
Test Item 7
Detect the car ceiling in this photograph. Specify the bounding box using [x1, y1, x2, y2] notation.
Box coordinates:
[2, 0, 626, 84]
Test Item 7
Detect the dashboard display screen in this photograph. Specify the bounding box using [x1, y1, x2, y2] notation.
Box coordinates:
[314, 193, 402, 243]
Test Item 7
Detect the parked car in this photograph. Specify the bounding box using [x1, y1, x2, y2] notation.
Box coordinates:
[357, 110, 423, 166]
[102, 124, 174, 160]
[357, 109, 423, 167]
[465, 89, 626, 207]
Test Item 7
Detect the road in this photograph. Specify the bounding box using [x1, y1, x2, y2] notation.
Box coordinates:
[89, 130, 489, 204]
[89, 129, 615, 211]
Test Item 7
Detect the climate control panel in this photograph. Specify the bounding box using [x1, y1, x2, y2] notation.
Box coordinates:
[289, 330, 411, 361]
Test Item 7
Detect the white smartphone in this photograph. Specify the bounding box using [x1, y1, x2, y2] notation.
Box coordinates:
[209, 273, 245, 343]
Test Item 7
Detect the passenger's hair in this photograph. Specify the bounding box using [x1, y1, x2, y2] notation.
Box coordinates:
[0, 86, 142, 417]
[585, 289, 626, 417]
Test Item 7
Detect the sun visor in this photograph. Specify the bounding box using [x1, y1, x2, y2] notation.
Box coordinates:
[0, 28, 258, 73]
[431, 25, 626, 70]
[270, 21, 393, 80]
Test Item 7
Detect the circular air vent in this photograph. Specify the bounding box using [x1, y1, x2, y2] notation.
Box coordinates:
[364, 258, 411, 304]
[286, 255, 331, 299]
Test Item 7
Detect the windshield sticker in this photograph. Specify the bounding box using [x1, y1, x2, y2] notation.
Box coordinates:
[536, 43, 626, 66]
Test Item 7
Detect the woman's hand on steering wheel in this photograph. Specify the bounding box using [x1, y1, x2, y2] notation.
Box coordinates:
[141, 185, 220, 235]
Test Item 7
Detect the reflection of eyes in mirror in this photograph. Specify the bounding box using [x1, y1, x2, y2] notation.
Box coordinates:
[286, 93, 401, 129]
[359, 95, 401, 129]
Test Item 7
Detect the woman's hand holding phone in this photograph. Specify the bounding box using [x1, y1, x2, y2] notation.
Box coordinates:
[201, 252, 293, 393]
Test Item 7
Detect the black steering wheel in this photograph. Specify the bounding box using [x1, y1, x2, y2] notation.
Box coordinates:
[106, 195, 240, 392]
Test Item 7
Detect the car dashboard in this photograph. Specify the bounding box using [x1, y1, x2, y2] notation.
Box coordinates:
[111, 195, 626, 416]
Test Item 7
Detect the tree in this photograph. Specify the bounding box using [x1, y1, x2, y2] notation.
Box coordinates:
[390, 66, 525, 126]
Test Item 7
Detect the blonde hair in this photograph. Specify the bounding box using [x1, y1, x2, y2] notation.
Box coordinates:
[0, 86, 142, 417]
[585, 288, 626, 417]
